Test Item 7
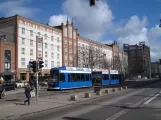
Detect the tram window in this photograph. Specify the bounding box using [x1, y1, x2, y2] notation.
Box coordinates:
[111, 74, 115, 80]
[104, 74, 109, 80]
[60, 73, 65, 82]
[81, 74, 85, 81]
[71, 74, 77, 82]
[75, 74, 80, 81]
[85, 74, 88, 81]
[68, 74, 71, 82]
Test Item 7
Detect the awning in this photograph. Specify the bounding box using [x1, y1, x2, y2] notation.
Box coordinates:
[0, 71, 16, 76]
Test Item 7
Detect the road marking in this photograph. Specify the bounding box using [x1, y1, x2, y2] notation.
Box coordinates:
[105, 94, 152, 120]
[144, 91, 161, 105]
[0, 104, 15, 109]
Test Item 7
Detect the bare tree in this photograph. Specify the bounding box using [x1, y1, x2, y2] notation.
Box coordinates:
[78, 43, 106, 71]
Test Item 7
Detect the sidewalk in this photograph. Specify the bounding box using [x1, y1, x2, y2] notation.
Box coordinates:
[0, 87, 127, 120]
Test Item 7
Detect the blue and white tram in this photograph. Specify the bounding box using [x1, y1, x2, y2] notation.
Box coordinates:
[48, 67, 92, 90]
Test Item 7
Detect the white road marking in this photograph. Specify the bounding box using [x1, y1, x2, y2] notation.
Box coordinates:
[105, 94, 153, 120]
[144, 91, 161, 105]
[0, 104, 15, 109]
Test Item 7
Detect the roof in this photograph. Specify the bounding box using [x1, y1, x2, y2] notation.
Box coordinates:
[15, 15, 62, 32]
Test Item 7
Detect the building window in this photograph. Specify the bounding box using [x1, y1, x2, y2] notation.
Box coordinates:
[21, 38, 25, 45]
[37, 32, 40, 37]
[69, 56, 73, 60]
[21, 48, 25, 55]
[57, 45, 60, 51]
[38, 41, 42, 48]
[51, 36, 54, 41]
[69, 48, 72, 53]
[45, 51, 48, 58]
[57, 37, 60, 42]
[20, 73, 27, 81]
[51, 44, 54, 50]
[4, 50, 11, 71]
[22, 28, 25, 34]
[65, 56, 68, 60]
[22, 21, 25, 25]
[64, 39, 67, 44]
[51, 53, 54, 59]
[30, 49, 33, 56]
[45, 60, 48, 67]
[64, 47, 67, 52]
[74, 42, 76, 46]
[38, 50, 42, 57]
[45, 34, 47, 40]
[45, 43, 47, 49]
[57, 53, 60, 59]
[57, 61, 60, 67]
[30, 30, 33, 36]
[21, 58, 25, 66]
[51, 61, 54, 68]
[30, 40, 33, 46]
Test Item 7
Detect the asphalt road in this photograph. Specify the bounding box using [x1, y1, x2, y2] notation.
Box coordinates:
[16, 81, 161, 120]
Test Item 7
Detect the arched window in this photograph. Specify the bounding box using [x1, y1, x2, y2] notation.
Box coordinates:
[4, 50, 11, 71]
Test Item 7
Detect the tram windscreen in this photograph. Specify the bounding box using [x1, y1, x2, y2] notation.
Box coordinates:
[92, 72, 102, 84]
[50, 70, 59, 82]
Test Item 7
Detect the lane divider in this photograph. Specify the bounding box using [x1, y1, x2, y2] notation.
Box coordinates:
[144, 90, 161, 105]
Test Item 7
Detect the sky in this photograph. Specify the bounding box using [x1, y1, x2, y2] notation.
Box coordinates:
[0, 0, 161, 61]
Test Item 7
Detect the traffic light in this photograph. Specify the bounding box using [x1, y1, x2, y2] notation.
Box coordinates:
[90, 0, 96, 6]
[38, 60, 44, 69]
[29, 61, 37, 72]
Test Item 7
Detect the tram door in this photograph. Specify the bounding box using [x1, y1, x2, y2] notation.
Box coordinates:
[92, 72, 102, 86]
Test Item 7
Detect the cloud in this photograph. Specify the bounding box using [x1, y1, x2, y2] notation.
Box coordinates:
[48, 15, 71, 26]
[108, 15, 161, 61]
[49, 0, 113, 40]
[0, 0, 40, 18]
[48, 0, 161, 61]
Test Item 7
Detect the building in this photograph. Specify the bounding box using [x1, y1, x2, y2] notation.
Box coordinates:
[54, 18, 78, 67]
[0, 15, 62, 81]
[151, 61, 160, 77]
[123, 41, 151, 78]
[78, 36, 113, 69]
[0, 15, 128, 81]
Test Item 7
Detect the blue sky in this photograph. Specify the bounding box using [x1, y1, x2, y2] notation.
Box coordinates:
[0, 0, 161, 61]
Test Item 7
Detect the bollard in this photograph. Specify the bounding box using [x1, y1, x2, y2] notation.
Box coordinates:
[70, 95, 78, 101]
[96, 91, 102, 96]
[112, 88, 116, 92]
[123, 86, 128, 90]
[105, 90, 109, 93]
[119, 87, 122, 91]
[85, 93, 91, 98]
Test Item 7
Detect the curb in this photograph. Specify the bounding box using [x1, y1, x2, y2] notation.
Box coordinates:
[12, 88, 131, 120]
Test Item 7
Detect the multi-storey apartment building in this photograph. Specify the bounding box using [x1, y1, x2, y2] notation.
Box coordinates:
[54, 19, 78, 67]
[0, 15, 128, 81]
[78, 36, 113, 69]
[0, 15, 62, 81]
[123, 41, 151, 78]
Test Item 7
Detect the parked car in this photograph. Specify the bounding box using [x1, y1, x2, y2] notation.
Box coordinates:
[15, 81, 28, 88]
[4, 81, 16, 91]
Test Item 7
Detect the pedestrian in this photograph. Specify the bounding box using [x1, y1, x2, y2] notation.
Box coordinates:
[24, 84, 31, 106]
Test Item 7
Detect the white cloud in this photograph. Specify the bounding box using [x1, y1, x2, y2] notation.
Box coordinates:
[48, 0, 161, 61]
[0, 0, 40, 17]
[49, 0, 113, 40]
[48, 15, 71, 26]
[109, 15, 161, 61]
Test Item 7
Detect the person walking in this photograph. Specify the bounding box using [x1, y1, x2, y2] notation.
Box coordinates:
[24, 84, 31, 106]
